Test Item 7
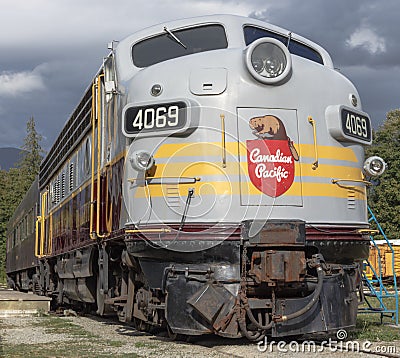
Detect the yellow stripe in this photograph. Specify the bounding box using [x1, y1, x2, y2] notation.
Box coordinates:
[298, 144, 358, 162]
[151, 161, 363, 181]
[154, 142, 358, 162]
[132, 180, 366, 200]
[154, 142, 238, 158]
[133, 181, 236, 198]
[238, 142, 358, 162]
[137, 142, 365, 200]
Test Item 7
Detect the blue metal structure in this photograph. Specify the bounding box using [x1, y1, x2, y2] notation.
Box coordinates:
[359, 206, 399, 325]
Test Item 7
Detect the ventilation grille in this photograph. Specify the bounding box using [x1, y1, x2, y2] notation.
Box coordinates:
[61, 173, 66, 199]
[54, 179, 60, 204]
[69, 163, 74, 191]
[347, 189, 356, 209]
[166, 185, 181, 208]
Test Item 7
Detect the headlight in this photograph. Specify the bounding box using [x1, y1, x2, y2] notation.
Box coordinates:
[130, 150, 155, 171]
[245, 38, 292, 85]
[363, 156, 386, 176]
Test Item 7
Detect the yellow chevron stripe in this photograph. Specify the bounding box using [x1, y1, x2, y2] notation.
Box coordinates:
[154, 142, 358, 162]
[130, 142, 364, 200]
[132, 180, 366, 200]
[152, 161, 363, 180]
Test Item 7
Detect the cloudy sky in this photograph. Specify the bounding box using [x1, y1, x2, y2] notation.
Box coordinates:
[0, 0, 399, 150]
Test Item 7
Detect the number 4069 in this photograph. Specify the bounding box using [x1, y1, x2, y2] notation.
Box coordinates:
[345, 113, 368, 138]
[132, 106, 179, 130]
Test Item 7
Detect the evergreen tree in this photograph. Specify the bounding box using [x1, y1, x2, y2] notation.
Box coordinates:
[18, 116, 44, 190]
[366, 109, 400, 240]
[0, 117, 45, 283]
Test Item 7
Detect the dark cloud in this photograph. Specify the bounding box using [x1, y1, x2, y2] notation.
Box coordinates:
[250, 0, 400, 128]
[0, 0, 398, 150]
[340, 66, 400, 124]
[0, 0, 256, 150]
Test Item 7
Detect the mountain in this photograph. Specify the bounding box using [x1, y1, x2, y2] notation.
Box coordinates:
[0, 147, 25, 171]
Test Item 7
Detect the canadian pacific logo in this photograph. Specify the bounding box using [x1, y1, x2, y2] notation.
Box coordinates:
[247, 115, 299, 197]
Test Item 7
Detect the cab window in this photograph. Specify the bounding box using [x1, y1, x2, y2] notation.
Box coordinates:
[133, 24, 228, 67]
[244, 26, 323, 65]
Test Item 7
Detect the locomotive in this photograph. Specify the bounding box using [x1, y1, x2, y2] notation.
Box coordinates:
[6, 14, 386, 340]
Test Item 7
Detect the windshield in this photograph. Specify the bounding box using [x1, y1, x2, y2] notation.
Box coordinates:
[244, 26, 324, 65]
[132, 24, 228, 68]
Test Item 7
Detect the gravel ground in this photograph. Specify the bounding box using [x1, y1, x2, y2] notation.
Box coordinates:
[1, 314, 400, 357]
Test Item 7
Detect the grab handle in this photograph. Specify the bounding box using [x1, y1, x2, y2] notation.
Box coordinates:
[308, 116, 319, 170]
[331, 178, 372, 187]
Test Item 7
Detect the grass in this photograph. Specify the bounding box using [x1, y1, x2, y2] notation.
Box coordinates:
[351, 296, 400, 342]
[2, 298, 400, 357]
[134, 341, 159, 349]
[0, 315, 138, 358]
[1, 344, 139, 358]
[32, 315, 97, 338]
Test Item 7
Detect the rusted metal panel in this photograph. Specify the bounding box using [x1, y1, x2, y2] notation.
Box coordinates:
[242, 220, 305, 246]
[249, 250, 306, 283]
[187, 284, 226, 323]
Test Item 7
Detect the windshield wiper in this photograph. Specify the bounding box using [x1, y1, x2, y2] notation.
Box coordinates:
[163, 26, 187, 49]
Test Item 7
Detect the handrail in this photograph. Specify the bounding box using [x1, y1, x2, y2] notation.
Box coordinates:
[40, 192, 48, 256]
[360, 206, 399, 326]
[357, 229, 379, 234]
[332, 178, 372, 187]
[308, 116, 319, 170]
[35, 216, 41, 258]
[127, 176, 200, 185]
[369, 207, 398, 325]
[48, 213, 53, 255]
[90, 81, 96, 239]
[96, 74, 109, 238]
[126, 228, 172, 234]
[89, 74, 109, 240]
[220, 114, 226, 168]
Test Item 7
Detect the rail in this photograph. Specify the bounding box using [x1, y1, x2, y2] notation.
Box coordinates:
[308, 116, 319, 170]
[359, 206, 398, 325]
[220, 114, 226, 168]
[90, 74, 109, 239]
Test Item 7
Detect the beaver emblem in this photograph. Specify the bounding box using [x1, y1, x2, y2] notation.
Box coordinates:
[249, 115, 299, 161]
[247, 115, 299, 197]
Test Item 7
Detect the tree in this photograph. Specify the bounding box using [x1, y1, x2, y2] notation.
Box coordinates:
[366, 109, 400, 240]
[0, 117, 45, 283]
[0, 168, 26, 282]
[18, 116, 44, 191]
